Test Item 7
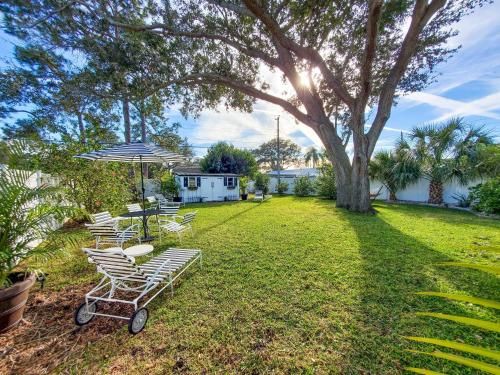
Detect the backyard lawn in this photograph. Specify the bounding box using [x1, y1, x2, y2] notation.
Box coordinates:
[2, 196, 499, 374]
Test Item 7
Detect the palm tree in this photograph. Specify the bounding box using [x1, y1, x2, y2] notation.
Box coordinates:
[304, 147, 320, 168]
[409, 118, 493, 204]
[369, 143, 420, 201]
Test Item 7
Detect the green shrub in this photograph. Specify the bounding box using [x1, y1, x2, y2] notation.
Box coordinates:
[254, 172, 270, 194]
[294, 176, 315, 196]
[239, 176, 249, 194]
[469, 177, 500, 214]
[161, 171, 180, 198]
[277, 181, 289, 194]
[316, 163, 336, 199]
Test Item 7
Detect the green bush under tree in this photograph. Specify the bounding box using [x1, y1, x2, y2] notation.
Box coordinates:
[253, 172, 270, 195]
[34, 137, 133, 217]
[315, 164, 337, 199]
[294, 176, 315, 197]
[469, 177, 500, 214]
[277, 181, 289, 194]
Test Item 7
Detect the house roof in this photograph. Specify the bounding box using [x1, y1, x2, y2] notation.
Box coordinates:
[267, 168, 319, 177]
[173, 166, 240, 177]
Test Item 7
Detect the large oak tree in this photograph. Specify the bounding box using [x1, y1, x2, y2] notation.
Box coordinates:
[2, 0, 490, 211]
[108, 0, 489, 212]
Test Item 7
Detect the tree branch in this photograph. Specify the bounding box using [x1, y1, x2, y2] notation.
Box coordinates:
[358, 0, 383, 109]
[367, 0, 447, 156]
[178, 73, 320, 128]
[242, 0, 355, 109]
[107, 19, 279, 66]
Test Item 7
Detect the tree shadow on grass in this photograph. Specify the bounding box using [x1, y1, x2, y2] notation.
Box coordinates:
[195, 202, 261, 236]
[317, 201, 499, 374]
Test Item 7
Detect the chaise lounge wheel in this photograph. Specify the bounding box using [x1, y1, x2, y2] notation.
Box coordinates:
[75, 302, 97, 326]
[128, 308, 148, 334]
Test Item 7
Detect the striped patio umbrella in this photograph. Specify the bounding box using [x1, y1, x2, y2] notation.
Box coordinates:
[75, 142, 186, 240]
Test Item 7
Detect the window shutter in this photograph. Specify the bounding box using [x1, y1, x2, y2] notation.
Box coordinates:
[183, 177, 188, 187]
[224, 177, 227, 186]
[197, 177, 201, 187]
[235, 178, 238, 186]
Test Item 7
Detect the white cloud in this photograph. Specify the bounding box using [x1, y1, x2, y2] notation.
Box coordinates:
[403, 91, 500, 122]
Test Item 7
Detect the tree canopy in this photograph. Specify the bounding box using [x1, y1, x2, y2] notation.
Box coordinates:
[200, 142, 257, 176]
[253, 138, 302, 171]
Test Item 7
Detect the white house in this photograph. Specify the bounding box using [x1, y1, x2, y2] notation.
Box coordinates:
[267, 168, 319, 194]
[173, 166, 240, 203]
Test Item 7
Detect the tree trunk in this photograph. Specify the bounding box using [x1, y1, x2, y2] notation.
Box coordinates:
[334, 164, 352, 209]
[122, 98, 131, 143]
[77, 112, 86, 144]
[389, 190, 397, 201]
[428, 180, 443, 204]
[349, 122, 372, 212]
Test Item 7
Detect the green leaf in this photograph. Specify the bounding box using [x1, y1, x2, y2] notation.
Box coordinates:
[408, 350, 500, 374]
[416, 292, 500, 309]
[416, 312, 500, 332]
[405, 336, 500, 361]
[436, 262, 500, 276]
[405, 367, 446, 375]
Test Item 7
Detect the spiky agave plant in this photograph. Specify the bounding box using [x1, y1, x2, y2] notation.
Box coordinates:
[0, 142, 71, 287]
[405, 263, 500, 374]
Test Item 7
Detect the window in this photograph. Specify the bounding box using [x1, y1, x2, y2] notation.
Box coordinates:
[225, 177, 237, 188]
[184, 176, 201, 189]
[188, 177, 197, 188]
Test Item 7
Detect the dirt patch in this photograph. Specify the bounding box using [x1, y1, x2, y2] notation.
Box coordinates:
[0, 283, 132, 375]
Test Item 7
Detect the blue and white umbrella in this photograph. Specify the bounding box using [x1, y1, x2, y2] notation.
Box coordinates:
[75, 142, 186, 240]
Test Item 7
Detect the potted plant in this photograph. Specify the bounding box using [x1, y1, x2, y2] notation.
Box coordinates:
[161, 172, 182, 202]
[0, 164, 69, 333]
[240, 176, 249, 200]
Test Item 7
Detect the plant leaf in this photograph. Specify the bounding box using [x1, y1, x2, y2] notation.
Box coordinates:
[405, 336, 500, 361]
[408, 350, 500, 374]
[416, 312, 500, 332]
[405, 367, 446, 375]
[436, 262, 500, 276]
[416, 292, 500, 309]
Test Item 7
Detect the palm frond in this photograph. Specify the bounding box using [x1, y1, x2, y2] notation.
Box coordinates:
[407, 350, 500, 374]
[405, 336, 500, 361]
[405, 367, 447, 375]
[436, 262, 500, 275]
[415, 292, 500, 309]
[416, 312, 500, 332]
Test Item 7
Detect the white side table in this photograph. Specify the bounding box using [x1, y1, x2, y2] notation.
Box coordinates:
[123, 244, 154, 258]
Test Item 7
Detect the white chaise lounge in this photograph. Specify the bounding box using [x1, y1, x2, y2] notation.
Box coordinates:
[75, 247, 202, 334]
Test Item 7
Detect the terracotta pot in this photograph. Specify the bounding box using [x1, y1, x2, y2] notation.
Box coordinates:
[0, 273, 36, 333]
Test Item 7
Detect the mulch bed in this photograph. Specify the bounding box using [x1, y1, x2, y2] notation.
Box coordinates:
[0, 284, 133, 374]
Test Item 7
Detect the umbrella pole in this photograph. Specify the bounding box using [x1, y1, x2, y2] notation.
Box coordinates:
[140, 156, 150, 241]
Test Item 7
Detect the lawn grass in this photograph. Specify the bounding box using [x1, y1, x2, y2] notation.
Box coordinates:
[31, 196, 500, 373]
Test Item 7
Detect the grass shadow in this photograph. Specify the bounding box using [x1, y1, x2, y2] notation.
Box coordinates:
[328, 201, 499, 374]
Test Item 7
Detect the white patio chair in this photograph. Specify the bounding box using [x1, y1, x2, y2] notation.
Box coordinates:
[254, 190, 264, 202]
[159, 211, 197, 242]
[146, 196, 158, 208]
[159, 201, 181, 217]
[90, 211, 124, 227]
[85, 222, 141, 249]
[125, 203, 144, 226]
[75, 247, 202, 334]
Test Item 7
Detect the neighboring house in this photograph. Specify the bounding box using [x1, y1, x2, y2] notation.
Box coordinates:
[173, 166, 240, 203]
[267, 168, 319, 194]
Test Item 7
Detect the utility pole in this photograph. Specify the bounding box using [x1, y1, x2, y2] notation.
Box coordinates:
[276, 115, 280, 187]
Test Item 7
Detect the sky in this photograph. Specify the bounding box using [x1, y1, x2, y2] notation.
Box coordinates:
[1, 2, 499, 157]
